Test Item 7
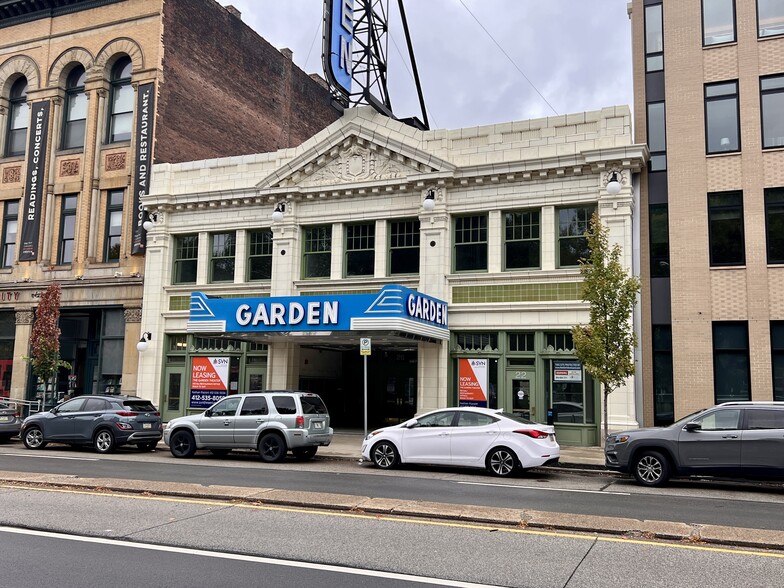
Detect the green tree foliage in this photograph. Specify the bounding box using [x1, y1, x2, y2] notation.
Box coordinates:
[571, 213, 640, 444]
[28, 282, 70, 385]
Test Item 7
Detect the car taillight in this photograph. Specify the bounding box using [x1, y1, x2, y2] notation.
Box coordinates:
[116, 411, 136, 417]
[14, 412, 20, 418]
[154, 412, 160, 416]
[295, 415, 305, 428]
[514, 429, 550, 439]
[116, 422, 133, 430]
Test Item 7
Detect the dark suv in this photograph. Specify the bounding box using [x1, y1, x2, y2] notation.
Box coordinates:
[605, 401, 784, 486]
[21, 394, 162, 453]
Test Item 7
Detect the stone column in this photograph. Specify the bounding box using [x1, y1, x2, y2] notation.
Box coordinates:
[122, 307, 142, 396]
[271, 222, 297, 296]
[10, 309, 34, 402]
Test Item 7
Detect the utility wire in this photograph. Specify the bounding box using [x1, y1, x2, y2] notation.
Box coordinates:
[457, 0, 559, 116]
[303, 17, 322, 72]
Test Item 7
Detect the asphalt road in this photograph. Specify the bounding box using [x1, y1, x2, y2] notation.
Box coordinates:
[2, 486, 783, 588]
[1, 443, 783, 531]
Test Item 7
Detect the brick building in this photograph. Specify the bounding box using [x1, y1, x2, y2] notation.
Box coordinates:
[630, 0, 784, 425]
[0, 0, 340, 406]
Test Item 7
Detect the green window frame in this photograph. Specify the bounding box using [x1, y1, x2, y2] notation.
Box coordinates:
[58, 195, 78, 265]
[173, 234, 198, 285]
[210, 232, 236, 283]
[453, 214, 487, 272]
[302, 225, 331, 279]
[389, 219, 420, 275]
[345, 222, 375, 277]
[557, 206, 595, 267]
[247, 229, 273, 281]
[104, 190, 123, 262]
[504, 209, 540, 270]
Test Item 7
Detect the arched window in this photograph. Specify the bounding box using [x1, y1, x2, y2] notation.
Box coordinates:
[107, 56, 132, 143]
[62, 65, 87, 149]
[5, 77, 28, 157]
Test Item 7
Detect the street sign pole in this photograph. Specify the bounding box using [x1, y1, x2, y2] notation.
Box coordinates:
[363, 355, 368, 439]
[360, 337, 371, 439]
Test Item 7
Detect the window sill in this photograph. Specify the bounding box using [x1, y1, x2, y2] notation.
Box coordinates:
[703, 40, 737, 49]
[0, 155, 24, 163]
[709, 264, 746, 270]
[706, 151, 741, 158]
[101, 141, 131, 150]
[57, 147, 85, 156]
[762, 146, 784, 153]
[759, 31, 784, 41]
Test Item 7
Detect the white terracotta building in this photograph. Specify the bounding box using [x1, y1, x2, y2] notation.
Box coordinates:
[139, 106, 647, 446]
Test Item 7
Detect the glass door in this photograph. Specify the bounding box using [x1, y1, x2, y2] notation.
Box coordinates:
[161, 367, 185, 422]
[506, 369, 535, 421]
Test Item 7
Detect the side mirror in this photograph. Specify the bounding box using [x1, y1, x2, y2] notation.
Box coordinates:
[404, 419, 418, 429]
[50, 407, 58, 414]
[684, 422, 701, 432]
[204, 409, 213, 418]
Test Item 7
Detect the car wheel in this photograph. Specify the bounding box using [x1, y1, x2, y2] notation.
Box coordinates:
[292, 447, 317, 461]
[486, 447, 518, 477]
[93, 429, 115, 454]
[371, 441, 399, 470]
[210, 448, 231, 457]
[23, 426, 47, 450]
[258, 432, 287, 463]
[169, 430, 196, 458]
[633, 450, 671, 487]
[137, 442, 158, 452]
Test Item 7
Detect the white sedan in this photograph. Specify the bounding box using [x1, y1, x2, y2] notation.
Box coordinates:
[361, 407, 560, 477]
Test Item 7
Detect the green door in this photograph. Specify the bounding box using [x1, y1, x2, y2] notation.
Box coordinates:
[161, 366, 186, 422]
[506, 369, 536, 421]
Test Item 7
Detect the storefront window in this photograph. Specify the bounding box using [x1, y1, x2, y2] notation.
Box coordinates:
[0, 312, 14, 398]
[546, 359, 595, 425]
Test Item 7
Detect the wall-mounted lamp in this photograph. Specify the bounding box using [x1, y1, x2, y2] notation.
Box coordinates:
[271, 202, 286, 222]
[142, 211, 159, 232]
[606, 171, 622, 195]
[422, 189, 436, 211]
[136, 331, 152, 353]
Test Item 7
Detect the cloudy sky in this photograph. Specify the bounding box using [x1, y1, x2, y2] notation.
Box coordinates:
[217, 0, 633, 130]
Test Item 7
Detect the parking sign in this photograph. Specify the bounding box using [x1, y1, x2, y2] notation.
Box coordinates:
[360, 337, 371, 356]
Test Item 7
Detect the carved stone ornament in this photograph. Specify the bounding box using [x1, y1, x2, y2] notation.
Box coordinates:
[124, 308, 142, 323]
[60, 159, 80, 177]
[2, 166, 21, 184]
[16, 310, 34, 325]
[301, 143, 417, 187]
[105, 153, 127, 172]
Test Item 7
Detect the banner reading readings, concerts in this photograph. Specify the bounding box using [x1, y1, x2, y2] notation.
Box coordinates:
[19, 100, 51, 262]
[458, 358, 488, 408]
[189, 356, 229, 409]
[131, 82, 155, 255]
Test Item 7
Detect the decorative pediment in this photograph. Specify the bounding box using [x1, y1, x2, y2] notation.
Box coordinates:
[297, 141, 419, 187]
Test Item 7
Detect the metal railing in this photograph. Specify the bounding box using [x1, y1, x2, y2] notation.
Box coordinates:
[0, 398, 42, 418]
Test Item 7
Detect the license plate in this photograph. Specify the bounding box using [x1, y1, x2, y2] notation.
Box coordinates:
[0, 416, 10, 422]
[143, 423, 152, 429]
[313, 421, 323, 429]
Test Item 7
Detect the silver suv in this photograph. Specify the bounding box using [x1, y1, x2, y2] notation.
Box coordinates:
[163, 391, 332, 462]
[605, 401, 784, 486]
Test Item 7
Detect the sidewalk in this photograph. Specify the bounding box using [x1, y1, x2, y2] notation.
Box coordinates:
[323, 430, 607, 468]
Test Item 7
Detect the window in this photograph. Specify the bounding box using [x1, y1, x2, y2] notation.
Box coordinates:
[508, 333, 535, 352]
[5, 77, 28, 157]
[456, 332, 498, 352]
[761, 75, 784, 149]
[772, 322, 784, 401]
[649, 204, 670, 277]
[240, 396, 268, 416]
[58, 195, 78, 265]
[210, 396, 241, 417]
[758, 0, 784, 37]
[504, 210, 540, 270]
[645, 3, 664, 72]
[712, 322, 750, 403]
[210, 232, 235, 283]
[272, 396, 296, 415]
[747, 408, 784, 429]
[705, 81, 740, 154]
[56, 398, 86, 413]
[345, 222, 374, 277]
[173, 234, 198, 284]
[647, 102, 667, 171]
[708, 191, 745, 266]
[694, 409, 741, 430]
[248, 229, 273, 280]
[104, 190, 123, 261]
[417, 411, 456, 427]
[62, 66, 87, 149]
[765, 188, 784, 263]
[454, 214, 487, 272]
[653, 326, 674, 426]
[1, 200, 18, 268]
[457, 412, 496, 427]
[107, 56, 133, 143]
[83, 398, 109, 412]
[557, 206, 595, 267]
[302, 226, 331, 279]
[703, 0, 736, 45]
[389, 219, 419, 275]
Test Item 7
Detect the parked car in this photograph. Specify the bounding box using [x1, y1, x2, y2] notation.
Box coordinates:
[605, 401, 784, 487]
[21, 395, 162, 453]
[361, 407, 560, 477]
[163, 391, 333, 462]
[0, 401, 22, 442]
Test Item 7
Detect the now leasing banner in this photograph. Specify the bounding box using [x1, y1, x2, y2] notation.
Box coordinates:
[190, 356, 230, 409]
[458, 358, 488, 408]
[19, 100, 51, 262]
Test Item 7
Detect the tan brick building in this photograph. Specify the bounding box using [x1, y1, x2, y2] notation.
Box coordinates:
[0, 0, 340, 407]
[630, 0, 784, 425]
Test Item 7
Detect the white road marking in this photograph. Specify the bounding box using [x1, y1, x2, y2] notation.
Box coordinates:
[0, 526, 499, 587]
[458, 481, 630, 495]
[1, 453, 98, 462]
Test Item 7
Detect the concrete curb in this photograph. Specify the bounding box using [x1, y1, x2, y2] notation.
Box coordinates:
[2, 471, 783, 552]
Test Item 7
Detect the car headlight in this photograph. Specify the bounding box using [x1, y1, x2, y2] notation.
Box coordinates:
[612, 434, 630, 444]
[365, 430, 382, 440]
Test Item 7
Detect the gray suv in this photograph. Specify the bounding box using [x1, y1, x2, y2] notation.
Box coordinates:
[163, 391, 332, 462]
[605, 401, 784, 486]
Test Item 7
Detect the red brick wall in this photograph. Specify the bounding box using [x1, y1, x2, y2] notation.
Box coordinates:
[155, 0, 341, 164]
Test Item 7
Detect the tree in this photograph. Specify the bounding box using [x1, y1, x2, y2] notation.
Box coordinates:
[571, 213, 640, 444]
[28, 283, 71, 396]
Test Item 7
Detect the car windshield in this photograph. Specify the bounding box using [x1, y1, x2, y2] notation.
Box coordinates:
[300, 396, 327, 414]
[498, 411, 535, 425]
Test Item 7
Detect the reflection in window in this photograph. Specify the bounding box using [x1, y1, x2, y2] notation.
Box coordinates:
[1, 200, 19, 268]
[708, 191, 744, 266]
[345, 222, 374, 277]
[758, 0, 784, 37]
[557, 206, 595, 267]
[5, 77, 28, 157]
[62, 65, 87, 149]
[504, 210, 540, 270]
[645, 3, 664, 72]
[210, 232, 236, 283]
[649, 204, 670, 277]
[703, 0, 736, 45]
[712, 322, 750, 403]
[173, 234, 198, 284]
[653, 326, 674, 426]
[248, 229, 273, 280]
[761, 75, 784, 149]
[389, 219, 419, 275]
[302, 226, 331, 279]
[647, 102, 667, 171]
[58, 195, 78, 265]
[705, 81, 740, 154]
[454, 215, 487, 272]
[104, 190, 123, 261]
[107, 56, 133, 143]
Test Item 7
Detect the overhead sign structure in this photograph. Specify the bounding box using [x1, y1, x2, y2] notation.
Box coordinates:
[323, 0, 354, 104]
[188, 285, 448, 341]
[458, 358, 488, 408]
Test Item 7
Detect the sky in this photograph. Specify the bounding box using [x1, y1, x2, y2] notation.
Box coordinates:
[217, 0, 634, 131]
